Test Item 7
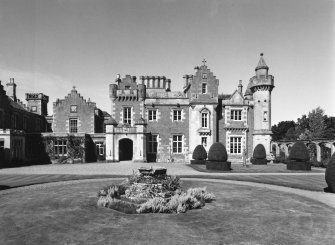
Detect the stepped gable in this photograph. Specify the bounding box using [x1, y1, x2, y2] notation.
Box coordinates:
[54, 86, 97, 108]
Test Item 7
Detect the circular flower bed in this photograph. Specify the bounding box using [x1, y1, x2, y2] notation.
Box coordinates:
[97, 168, 215, 214]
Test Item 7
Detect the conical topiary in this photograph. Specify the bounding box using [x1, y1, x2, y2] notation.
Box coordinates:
[289, 141, 310, 161]
[287, 141, 311, 171]
[206, 142, 230, 171]
[192, 145, 207, 160]
[252, 144, 267, 165]
[190, 145, 207, 165]
[325, 153, 335, 193]
[208, 142, 228, 161]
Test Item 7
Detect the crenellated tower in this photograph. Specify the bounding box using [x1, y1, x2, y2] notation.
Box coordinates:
[249, 53, 274, 155]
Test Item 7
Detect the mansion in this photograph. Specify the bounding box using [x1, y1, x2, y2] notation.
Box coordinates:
[0, 54, 274, 166]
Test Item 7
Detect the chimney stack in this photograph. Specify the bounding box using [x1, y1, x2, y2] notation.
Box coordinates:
[6, 78, 17, 102]
[238, 80, 243, 94]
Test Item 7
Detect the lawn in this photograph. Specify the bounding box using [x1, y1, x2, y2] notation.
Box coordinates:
[0, 179, 334, 245]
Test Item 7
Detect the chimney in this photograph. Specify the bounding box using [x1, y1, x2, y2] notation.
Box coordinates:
[6, 78, 17, 102]
[238, 80, 243, 94]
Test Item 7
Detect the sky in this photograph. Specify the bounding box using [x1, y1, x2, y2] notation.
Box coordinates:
[0, 0, 334, 124]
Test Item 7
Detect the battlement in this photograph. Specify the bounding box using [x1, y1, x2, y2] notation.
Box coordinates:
[26, 93, 49, 102]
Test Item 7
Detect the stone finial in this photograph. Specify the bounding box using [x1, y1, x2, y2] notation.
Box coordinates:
[202, 59, 207, 66]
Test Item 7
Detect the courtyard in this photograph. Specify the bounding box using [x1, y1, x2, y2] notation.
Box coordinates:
[0, 162, 334, 244]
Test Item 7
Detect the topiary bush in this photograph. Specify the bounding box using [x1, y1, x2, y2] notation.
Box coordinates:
[287, 141, 311, 171]
[251, 144, 267, 165]
[325, 152, 335, 193]
[208, 142, 228, 161]
[206, 142, 231, 171]
[191, 145, 207, 165]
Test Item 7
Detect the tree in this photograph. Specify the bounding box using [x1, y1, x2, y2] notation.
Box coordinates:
[308, 107, 326, 138]
[271, 121, 296, 141]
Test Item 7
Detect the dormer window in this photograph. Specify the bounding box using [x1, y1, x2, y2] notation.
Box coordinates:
[202, 83, 207, 94]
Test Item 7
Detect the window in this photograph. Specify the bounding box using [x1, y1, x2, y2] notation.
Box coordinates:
[201, 137, 207, 147]
[263, 111, 268, 121]
[31, 106, 37, 112]
[54, 139, 67, 157]
[172, 135, 183, 153]
[96, 142, 104, 156]
[148, 135, 158, 153]
[202, 73, 207, 79]
[201, 112, 209, 128]
[69, 118, 78, 133]
[123, 107, 132, 125]
[231, 110, 242, 120]
[70, 105, 77, 113]
[230, 137, 242, 154]
[11, 115, 17, 129]
[148, 110, 157, 121]
[173, 110, 182, 121]
[202, 83, 207, 94]
[125, 86, 130, 89]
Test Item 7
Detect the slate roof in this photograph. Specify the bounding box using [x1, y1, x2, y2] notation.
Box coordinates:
[218, 94, 232, 100]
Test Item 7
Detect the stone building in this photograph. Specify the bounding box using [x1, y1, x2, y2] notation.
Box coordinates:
[106, 54, 274, 163]
[0, 79, 49, 166]
[0, 54, 274, 165]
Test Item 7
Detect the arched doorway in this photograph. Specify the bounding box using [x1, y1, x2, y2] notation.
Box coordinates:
[119, 138, 133, 161]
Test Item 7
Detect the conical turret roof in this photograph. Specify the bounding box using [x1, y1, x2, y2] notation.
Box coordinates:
[255, 53, 268, 71]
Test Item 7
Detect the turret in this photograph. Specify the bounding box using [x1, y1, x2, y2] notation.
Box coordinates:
[255, 53, 269, 78]
[250, 53, 275, 156]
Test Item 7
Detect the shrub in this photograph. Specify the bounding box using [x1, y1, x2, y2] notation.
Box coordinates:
[289, 141, 310, 161]
[208, 142, 227, 161]
[192, 145, 207, 160]
[325, 153, 335, 193]
[136, 187, 215, 214]
[253, 144, 266, 159]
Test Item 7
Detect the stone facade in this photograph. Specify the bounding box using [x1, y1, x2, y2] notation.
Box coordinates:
[106, 55, 275, 163]
[0, 54, 275, 165]
[0, 79, 49, 166]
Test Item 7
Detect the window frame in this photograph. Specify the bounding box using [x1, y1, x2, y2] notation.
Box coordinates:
[230, 137, 242, 154]
[69, 118, 78, 133]
[173, 110, 182, 121]
[148, 134, 158, 153]
[202, 83, 207, 94]
[230, 110, 242, 121]
[54, 139, 67, 157]
[123, 107, 132, 125]
[201, 137, 207, 147]
[172, 135, 183, 153]
[201, 112, 209, 128]
[95, 142, 105, 156]
[148, 109, 157, 121]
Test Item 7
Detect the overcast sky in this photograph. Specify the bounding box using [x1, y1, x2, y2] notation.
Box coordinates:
[0, 0, 334, 124]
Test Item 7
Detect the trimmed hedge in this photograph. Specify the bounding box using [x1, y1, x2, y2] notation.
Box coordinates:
[289, 141, 310, 161]
[192, 145, 207, 160]
[253, 144, 266, 159]
[208, 142, 227, 161]
[206, 142, 231, 171]
[252, 144, 267, 165]
[325, 153, 335, 193]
